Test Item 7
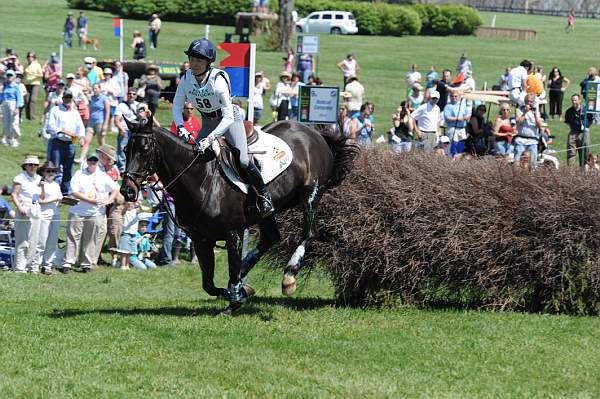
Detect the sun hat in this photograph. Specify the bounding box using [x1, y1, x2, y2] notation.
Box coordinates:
[412, 83, 423, 91]
[83, 56, 95, 64]
[103, 67, 113, 75]
[279, 71, 292, 78]
[22, 155, 40, 166]
[66, 73, 76, 79]
[430, 90, 440, 99]
[96, 144, 116, 160]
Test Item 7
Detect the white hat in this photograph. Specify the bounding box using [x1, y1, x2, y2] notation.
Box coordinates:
[430, 90, 441, 99]
[21, 154, 40, 166]
[83, 56, 95, 64]
[103, 67, 113, 75]
[66, 73, 76, 79]
[412, 83, 423, 91]
[439, 136, 450, 144]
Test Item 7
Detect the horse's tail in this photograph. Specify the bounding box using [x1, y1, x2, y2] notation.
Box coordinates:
[316, 125, 360, 188]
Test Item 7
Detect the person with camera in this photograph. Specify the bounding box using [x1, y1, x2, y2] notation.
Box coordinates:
[514, 93, 544, 167]
[389, 101, 412, 153]
[351, 103, 374, 146]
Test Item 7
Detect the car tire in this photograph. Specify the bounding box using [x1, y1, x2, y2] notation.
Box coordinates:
[330, 27, 342, 35]
[296, 26, 303, 33]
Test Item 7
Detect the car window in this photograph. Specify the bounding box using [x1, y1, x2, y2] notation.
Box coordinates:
[309, 14, 320, 20]
[323, 14, 332, 20]
[335, 14, 343, 20]
[348, 14, 355, 20]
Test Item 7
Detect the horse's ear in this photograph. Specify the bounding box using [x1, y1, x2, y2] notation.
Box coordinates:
[124, 116, 139, 133]
[140, 114, 154, 132]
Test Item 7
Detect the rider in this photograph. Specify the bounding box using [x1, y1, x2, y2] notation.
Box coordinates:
[172, 38, 274, 218]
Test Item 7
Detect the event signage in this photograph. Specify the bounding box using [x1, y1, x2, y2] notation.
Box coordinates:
[113, 18, 122, 37]
[298, 86, 339, 123]
[296, 35, 319, 55]
[586, 82, 600, 113]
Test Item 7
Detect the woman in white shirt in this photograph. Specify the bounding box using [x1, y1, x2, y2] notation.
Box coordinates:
[34, 161, 63, 275]
[275, 71, 292, 121]
[11, 154, 42, 273]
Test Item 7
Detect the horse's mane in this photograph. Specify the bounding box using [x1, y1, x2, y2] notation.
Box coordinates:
[152, 125, 196, 157]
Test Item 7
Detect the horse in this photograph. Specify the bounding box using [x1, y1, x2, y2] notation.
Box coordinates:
[121, 116, 359, 314]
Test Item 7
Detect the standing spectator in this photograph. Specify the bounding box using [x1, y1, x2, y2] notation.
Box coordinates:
[499, 67, 511, 91]
[1, 50, 22, 75]
[426, 65, 438, 89]
[289, 72, 304, 120]
[65, 73, 89, 126]
[436, 69, 452, 111]
[337, 53, 359, 87]
[23, 52, 43, 120]
[548, 67, 570, 121]
[11, 155, 42, 273]
[1, 70, 24, 147]
[176, 62, 190, 86]
[15, 72, 27, 122]
[411, 91, 442, 152]
[296, 53, 314, 83]
[148, 14, 162, 49]
[154, 184, 185, 267]
[405, 64, 421, 96]
[42, 53, 61, 94]
[579, 67, 600, 99]
[99, 68, 121, 133]
[139, 64, 162, 116]
[117, 202, 141, 270]
[466, 104, 488, 156]
[508, 60, 533, 106]
[34, 161, 62, 275]
[80, 83, 109, 162]
[40, 80, 66, 152]
[564, 94, 593, 167]
[131, 31, 146, 60]
[456, 54, 472, 76]
[408, 83, 424, 111]
[170, 101, 201, 140]
[344, 75, 364, 117]
[350, 104, 374, 146]
[253, 71, 270, 123]
[46, 90, 86, 194]
[514, 94, 543, 167]
[443, 93, 470, 157]
[62, 153, 119, 273]
[113, 61, 129, 103]
[274, 71, 292, 121]
[114, 88, 140, 172]
[77, 11, 88, 49]
[83, 57, 103, 87]
[283, 48, 294, 74]
[129, 220, 157, 270]
[389, 101, 412, 153]
[64, 11, 75, 48]
[492, 102, 516, 156]
[565, 9, 575, 33]
[73, 67, 91, 93]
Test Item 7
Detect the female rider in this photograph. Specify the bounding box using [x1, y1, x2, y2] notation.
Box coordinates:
[172, 38, 274, 218]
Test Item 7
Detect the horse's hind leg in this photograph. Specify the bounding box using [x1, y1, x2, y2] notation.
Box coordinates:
[195, 238, 228, 299]
[224, 230, 249, 308]
[282, 182, 320, 296]
[240, 215, 281, 280]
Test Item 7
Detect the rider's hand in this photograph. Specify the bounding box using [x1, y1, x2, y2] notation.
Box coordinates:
[197, 138, 211, 153]
[177, 125, 193, 143]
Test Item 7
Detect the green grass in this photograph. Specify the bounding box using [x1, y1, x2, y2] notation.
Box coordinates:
[2, 1, 600, 396]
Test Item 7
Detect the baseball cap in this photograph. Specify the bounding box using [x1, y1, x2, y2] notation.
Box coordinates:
[87, 153, 99, 161]
[430, 90, 441, 99]
[5, 70, 15, 77]
[62, 89, 73, 98]
[66, 73, 76, 79]
[439, 136, 450, 144]
[83, 56, 95, 64]
[57, 80, 65, 86]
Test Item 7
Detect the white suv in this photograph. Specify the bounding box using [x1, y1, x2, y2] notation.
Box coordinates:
[295, 11, 358, 35]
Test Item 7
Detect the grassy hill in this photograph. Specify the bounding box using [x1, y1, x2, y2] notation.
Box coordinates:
[2, 1, 600, 397]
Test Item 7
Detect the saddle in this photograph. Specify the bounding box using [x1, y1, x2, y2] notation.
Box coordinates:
[213, 121, 294, 194]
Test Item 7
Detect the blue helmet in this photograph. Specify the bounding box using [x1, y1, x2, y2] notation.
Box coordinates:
[184, 38, 217, 63]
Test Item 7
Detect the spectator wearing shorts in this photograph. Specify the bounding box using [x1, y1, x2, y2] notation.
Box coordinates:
[81, 83, 109, 162]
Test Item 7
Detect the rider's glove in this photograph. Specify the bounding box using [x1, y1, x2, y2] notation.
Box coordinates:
[197, 137, 211, 153]
[177, 125, 193, 143]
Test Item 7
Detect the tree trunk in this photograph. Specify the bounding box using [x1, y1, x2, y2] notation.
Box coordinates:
[278, 0, 294, 51]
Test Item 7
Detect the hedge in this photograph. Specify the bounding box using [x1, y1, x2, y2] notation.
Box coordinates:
[67, 0, 481, 36]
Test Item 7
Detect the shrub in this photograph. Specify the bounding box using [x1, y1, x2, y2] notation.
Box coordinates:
[414, 4, 483, 35]
[272, 151, 600, 315]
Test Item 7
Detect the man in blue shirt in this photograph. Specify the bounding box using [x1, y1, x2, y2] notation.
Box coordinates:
[0, 70, 24, 147]
[77, 11, 89, 49]
[443, 92, 470, 157]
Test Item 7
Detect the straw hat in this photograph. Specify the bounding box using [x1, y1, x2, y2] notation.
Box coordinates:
[279, 71, 292, 79]
[21, 155, 40, 166]
[97, 144, 116, 160]
[146, 64, 159, 73]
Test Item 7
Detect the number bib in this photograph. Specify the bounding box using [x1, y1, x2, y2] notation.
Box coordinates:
[185, 67, 231, 113]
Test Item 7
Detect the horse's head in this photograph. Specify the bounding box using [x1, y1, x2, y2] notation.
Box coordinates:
[121, 113, 158, 201]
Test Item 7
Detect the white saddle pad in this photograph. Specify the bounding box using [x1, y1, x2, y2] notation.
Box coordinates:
[214, 127, 293, 194]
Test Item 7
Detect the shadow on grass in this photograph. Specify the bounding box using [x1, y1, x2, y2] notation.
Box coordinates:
[47, 296, 334, 321]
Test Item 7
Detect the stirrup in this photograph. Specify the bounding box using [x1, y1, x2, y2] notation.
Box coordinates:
[257, 194, 275, 218]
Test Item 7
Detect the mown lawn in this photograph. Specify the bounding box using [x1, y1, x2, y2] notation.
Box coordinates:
[1, 0, 600, 397]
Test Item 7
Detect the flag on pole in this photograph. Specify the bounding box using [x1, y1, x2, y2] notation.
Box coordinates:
[218, 43, 252, 97]
[113, 18, 122, 37]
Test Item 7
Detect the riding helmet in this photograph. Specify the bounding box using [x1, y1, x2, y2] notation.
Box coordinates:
[184, 38, 217, 63]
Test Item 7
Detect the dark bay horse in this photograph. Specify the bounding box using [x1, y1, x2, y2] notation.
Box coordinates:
[121, 116, 358, 314]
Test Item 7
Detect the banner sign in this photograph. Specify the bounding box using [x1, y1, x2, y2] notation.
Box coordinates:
[218, 43, 251, 97]
[586, 82, 600, 114]
[298, 86, 339, 123]
[296, 35, 319, 55]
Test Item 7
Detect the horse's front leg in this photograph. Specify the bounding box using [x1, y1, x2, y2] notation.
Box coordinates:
[283, 182, 321, 296]
[194, 238, 228, 299]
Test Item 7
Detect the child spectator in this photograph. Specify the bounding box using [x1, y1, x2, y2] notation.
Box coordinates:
[35, 161, 62, 275]
[584, 153, 599, 177]
[129, 220, 157, 270]
[1, 70, 24, 147]
[117, 202, 141, 270]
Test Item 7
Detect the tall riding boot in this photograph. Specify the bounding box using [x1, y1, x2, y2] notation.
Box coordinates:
[171, 242, 182, 265]
[245, 162, 274, 218]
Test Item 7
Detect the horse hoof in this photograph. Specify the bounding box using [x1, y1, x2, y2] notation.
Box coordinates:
[282, 273, 297, 297]
[242, 284, 256, 298]
[218, 303, 243, 316]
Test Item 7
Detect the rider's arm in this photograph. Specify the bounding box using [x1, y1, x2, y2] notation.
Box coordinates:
[206, 76, 234, 140]
[172, 73, 186, 127]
